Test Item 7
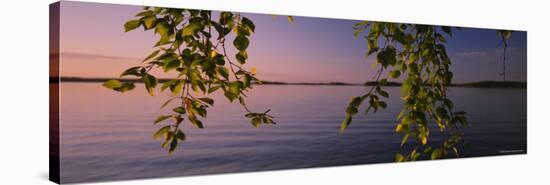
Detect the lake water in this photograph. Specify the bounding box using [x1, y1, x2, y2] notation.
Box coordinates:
[58, 83, 527, 183]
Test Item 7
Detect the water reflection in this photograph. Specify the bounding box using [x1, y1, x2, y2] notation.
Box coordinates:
[59, 83, 526, 183]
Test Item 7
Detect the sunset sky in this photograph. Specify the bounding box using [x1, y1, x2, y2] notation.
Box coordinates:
[57, 1, 527, 83]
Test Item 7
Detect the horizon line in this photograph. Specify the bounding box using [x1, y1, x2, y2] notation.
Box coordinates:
[51, 76, 527, 88]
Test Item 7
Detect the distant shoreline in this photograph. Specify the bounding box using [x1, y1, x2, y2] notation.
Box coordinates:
[51, 77, 527, 88]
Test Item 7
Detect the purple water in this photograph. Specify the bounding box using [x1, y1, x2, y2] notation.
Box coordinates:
[58, 83, 526, 183]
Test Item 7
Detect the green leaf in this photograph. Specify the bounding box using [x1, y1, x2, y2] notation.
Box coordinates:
[452, 147, 459, 157]
[208, 86, 221, 94]
[395, 153, 405, 162]
[436, 107, 448, 119]
[182, 22, 201, 36]
[423, 147, 433, 154]
[504, 31, 512, 39]
[421, 135, 428, 145]
[390, 70, 401, 79]
[218, 67, 229, 79]
[115, 83, 136, 93]
[191, 105, 207, 118]
[233, 35, 249, 51]
[172, 106, 185, 114]
[175, 116, 184, 124]
[340, 115, 352, 133]
[377, 46, 397, 68]
[103, 80, 122, 89]
[245, 113, 257, 118]
[241, 17, 255, 32]
[154, 115, 172, 124]
[411, 151, 421, 161]
[219, 12, 233, 25]
[401, 78, 412, 96]
[242, 74, 251, 88]
[142, 74, 157, 96]
[171, 80, 185, 96]
[161, 132, 173, 148]
[345, 106, 358, 115]
[228, 81, 242, 95]
[353, 28, 363, 37]
[155, 22, 169, 37]
[153, 126, 171, 140]
[393, 28, 406, 44]
[431, 149, 443, 160]
[135, 10, 153, 17]
[189, 116, 204, 129]
[142, 16, 156, 29]
[444, 99, 454, 109]
[395, 123, 408, 133]
[120, 66, 141, 77]
[198, 97, 214, 106]
[142, 50, 160, 62]
[224, 92, 238, 102]
[377, 88, 389, 98]
[160, 98, 174, 109]
[102, 80, 135, 93]
[155, 35, 172, 46]
[377, 101, 387, 109]
[250, 117, 261, 128]
[176, 130, 186, 141]
[348, 96, 363, 107]
[498, 30, 512, 39]
[400, 133, 410, 146]
[163, 57, 181, 72]
[168, 137, 178, 154]
[457, 116, 468, 126]
[264, 117, 274, 124]
[124, 19, 141, 32]
[235, 51, 248, 64]
[160, 80, 175, 92]
[287, 16, 294, 24]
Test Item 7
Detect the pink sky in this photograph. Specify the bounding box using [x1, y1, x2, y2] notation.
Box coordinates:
[58, 1, 373, 83]
[57, 1, 527, 83]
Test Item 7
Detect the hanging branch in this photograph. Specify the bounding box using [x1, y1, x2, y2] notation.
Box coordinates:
[498, 30, 512, 82]
[104, 7, 274, 154]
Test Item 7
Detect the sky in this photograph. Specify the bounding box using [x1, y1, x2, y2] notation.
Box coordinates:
[57, 1, 527, 83]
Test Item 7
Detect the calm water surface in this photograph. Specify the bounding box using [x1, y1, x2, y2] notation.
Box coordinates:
[59, 83, 526, 183]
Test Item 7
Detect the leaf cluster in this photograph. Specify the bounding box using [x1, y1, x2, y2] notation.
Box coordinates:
[344, 22, 480, 161]
[105, 7, 274, 154]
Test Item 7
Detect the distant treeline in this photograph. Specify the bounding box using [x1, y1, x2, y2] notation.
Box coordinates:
[52, 77, 526, 88]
